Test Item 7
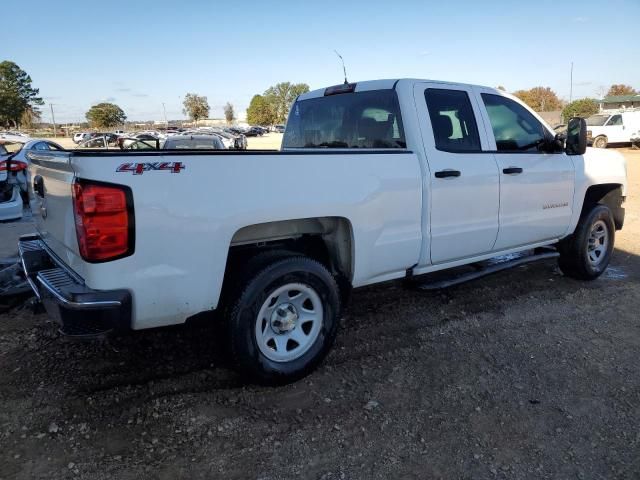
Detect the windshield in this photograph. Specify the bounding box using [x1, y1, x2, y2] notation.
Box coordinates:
[283, 89, 406, 149]
[586, 115, 610, 126]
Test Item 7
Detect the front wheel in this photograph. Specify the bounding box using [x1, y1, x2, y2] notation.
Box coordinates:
[558, 204, 615, 280]
[593, 136, 608, 148]
[227, 256, 341, 384]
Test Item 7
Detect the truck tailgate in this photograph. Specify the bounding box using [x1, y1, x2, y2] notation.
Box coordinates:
[27, 150, 82, 270]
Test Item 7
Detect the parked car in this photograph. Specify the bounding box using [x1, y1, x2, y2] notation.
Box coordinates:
[586, 111, 640, 148]
[0, 131, 30, 142]
[0, 142, 25, 221]
[117, 134, 159, 149]
[78, 133, 120, 148]
[162, 135, 225, 150]
[223, 128, 248, 149]
[274, 124, 286, 133]
[119, 137, 159, 150]
[244, 127, 264, 137]
[0, 139, 63, 220]
[73, 132, 92, 144]
[20, 78, 626, 384]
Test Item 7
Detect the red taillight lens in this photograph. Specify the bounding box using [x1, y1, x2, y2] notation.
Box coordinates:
[0, 160, 28, 172]
[72, 181, 133, 262]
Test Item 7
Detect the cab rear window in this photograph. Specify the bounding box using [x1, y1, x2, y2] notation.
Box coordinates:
[283, 90, 406, 149]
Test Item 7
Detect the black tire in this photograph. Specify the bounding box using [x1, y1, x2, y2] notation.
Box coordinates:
[558, 204, 615, 280]
[593, 136, 608, 148]
[227, 255, 340, 384]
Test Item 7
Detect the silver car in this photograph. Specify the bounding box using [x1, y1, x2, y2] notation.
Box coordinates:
[162, 135, 225, 150]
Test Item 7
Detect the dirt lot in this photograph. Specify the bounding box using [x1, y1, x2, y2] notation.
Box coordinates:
[1, 149, 639, 479]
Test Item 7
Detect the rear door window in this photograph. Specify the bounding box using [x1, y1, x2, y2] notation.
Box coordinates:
[424, 89, 481, 152]
[283, 89, 406, 149]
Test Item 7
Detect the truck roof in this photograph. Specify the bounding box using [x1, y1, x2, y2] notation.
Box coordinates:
[297, 78, 488, 101]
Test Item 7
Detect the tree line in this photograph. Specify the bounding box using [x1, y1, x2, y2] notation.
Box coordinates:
[511, 84, 638, 122]
[2, 59, 637, 130]
[246, 82, 310, 125]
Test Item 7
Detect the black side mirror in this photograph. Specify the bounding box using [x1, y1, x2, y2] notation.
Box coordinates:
[565, 117, 587, 155]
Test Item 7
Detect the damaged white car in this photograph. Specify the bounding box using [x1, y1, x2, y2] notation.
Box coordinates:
[0, 139, 64, 221]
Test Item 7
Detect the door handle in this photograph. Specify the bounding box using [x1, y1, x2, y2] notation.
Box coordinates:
[502, 167, 523, 175]
[434, 169, 461, 179]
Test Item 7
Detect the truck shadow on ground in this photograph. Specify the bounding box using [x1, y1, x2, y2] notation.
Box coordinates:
[3, 246, 637, 407]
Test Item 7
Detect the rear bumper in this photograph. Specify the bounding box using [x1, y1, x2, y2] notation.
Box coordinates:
[0, 185, 23, 221]
[18, 234, 131, 337]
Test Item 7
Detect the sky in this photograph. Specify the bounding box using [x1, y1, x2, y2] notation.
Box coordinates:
[2, 0, 639, 123]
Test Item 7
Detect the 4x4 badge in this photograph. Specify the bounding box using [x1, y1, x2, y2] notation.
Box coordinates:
[116, 162, 185, 175]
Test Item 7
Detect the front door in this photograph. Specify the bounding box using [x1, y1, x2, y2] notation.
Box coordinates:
[474, 89, 575, 250]
[414, 83, 500, 265]
[604, 114, 626, 143]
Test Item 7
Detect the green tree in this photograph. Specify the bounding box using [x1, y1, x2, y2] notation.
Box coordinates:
[182, 93, 210, 125]
[20, 105, 41, 129]
[0, 61, 44, 128]
[496, 85, 506, 91]
[264, 82, 310, 124]
[246, 94, 276, 126]
[561, 98, 599, 122]
[224, 102, 235, 124]
[85, 103, 127, 128]
[513, 86, 562, 112]
[606, 84, 637, 97]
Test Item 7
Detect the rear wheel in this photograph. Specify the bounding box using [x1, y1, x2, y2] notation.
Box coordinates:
[226, 255, 340, 384]
[593, 136, 608, 148]
[558, 204, 614, 280]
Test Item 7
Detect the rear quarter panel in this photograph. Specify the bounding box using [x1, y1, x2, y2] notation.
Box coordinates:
[70, 151, 422, 329]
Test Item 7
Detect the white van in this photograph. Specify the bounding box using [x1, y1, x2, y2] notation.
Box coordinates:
[586, 111, 640, 148]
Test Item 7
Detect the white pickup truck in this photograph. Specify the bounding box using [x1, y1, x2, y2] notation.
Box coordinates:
[19, 79, 627, 383]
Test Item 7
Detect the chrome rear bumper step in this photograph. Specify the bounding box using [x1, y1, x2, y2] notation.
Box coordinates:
[18, 234, 132, 337]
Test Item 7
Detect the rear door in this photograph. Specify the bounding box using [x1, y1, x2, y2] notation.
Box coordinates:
[474, 89, 574, 250]
[413, 83, 500, 264]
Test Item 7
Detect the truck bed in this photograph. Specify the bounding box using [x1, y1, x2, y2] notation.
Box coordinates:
[27, 148, 423, 329]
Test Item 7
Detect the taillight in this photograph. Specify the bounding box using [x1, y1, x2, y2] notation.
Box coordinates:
[0, 160, 27, 172]
[72, 180, 134, 262]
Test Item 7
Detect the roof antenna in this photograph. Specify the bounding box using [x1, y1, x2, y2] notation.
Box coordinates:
[334, 50, 349, 85]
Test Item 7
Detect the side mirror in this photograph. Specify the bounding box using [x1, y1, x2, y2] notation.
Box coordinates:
[565, 117, 587, 155]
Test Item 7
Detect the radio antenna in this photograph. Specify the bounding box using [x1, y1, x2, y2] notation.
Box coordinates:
[334, 50, 349, 84]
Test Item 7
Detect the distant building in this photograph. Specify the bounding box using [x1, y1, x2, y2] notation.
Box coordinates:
[599, 94, 640, 112]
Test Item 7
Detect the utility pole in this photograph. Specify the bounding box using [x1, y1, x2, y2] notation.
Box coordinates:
[50, 103, 57, 137]
[162, 102, 168, 127]
[569, 62, 574, 104]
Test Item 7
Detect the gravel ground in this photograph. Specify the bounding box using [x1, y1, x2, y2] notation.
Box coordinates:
[1, 149, 639, 480]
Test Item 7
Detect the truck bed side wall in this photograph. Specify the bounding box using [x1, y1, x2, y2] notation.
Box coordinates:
[63, 151, 423, 329]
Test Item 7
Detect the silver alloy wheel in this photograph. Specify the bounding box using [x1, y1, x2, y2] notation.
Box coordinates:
[587, 219, 609, 266]
[255, 283, 323, 363]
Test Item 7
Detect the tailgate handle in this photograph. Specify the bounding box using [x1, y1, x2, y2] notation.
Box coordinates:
[33, 175, 44, 197]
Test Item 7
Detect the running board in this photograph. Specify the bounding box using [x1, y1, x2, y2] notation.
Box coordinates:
[413, 251, 560, 291]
